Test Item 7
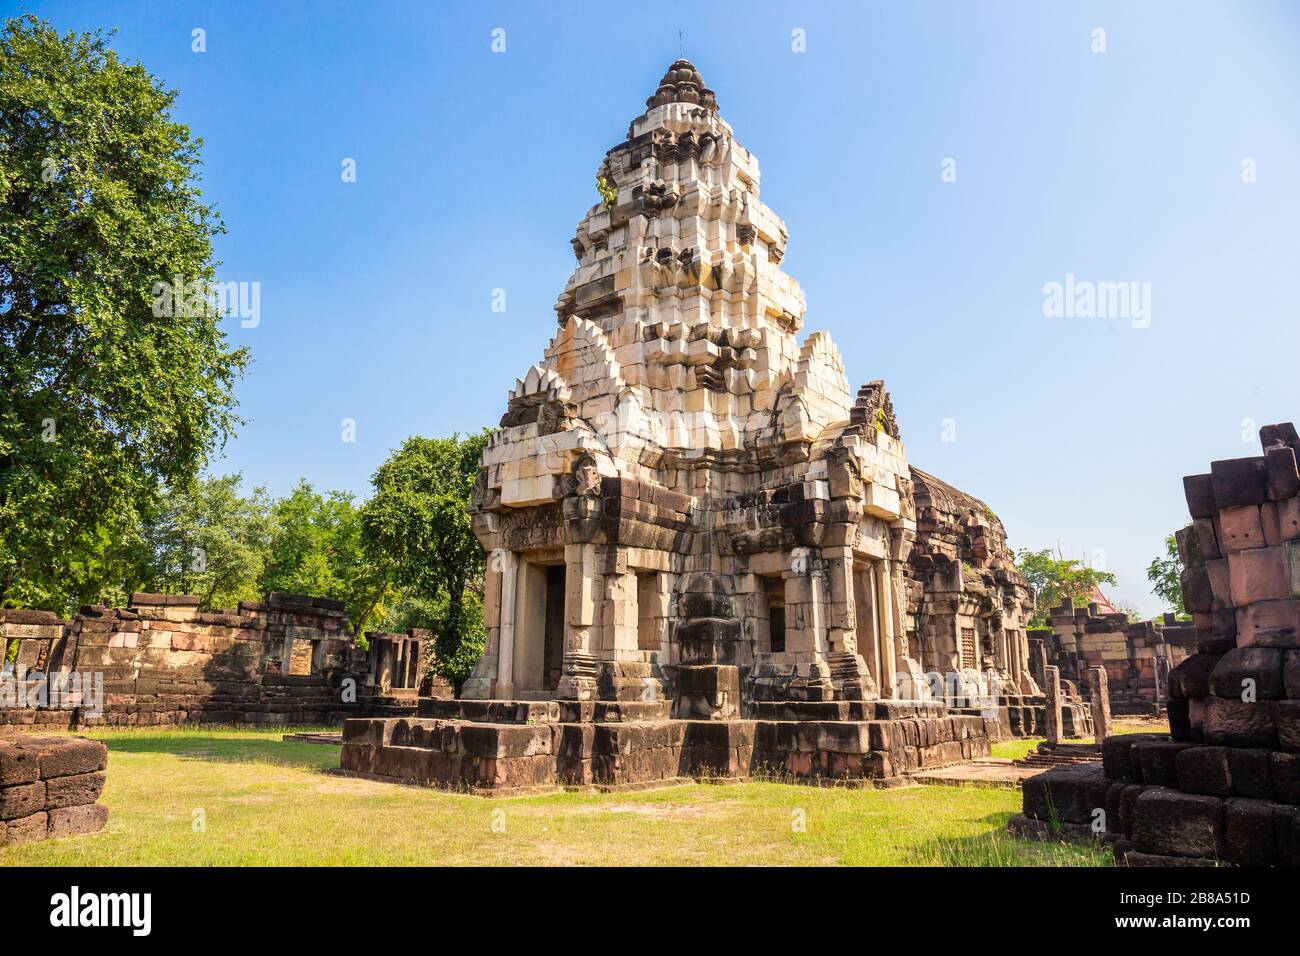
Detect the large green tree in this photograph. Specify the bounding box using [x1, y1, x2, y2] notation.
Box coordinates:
[361, 433, 489, 687]
[262, 480, 392, 635]
[0, 16, 246, 609]
[1015, 548, 1119, 628]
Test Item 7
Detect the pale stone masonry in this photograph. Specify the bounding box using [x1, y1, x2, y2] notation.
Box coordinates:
[341, 59, 1050, 793]
[461, 59, 1038, 715]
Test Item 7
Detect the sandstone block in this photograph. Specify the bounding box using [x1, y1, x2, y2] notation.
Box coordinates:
[1175, 746, 1233, 796]
[47, 803, 108, 840]
[1236, 599, 1300, 647]
[1271, 752, 1300, 804]
[0, 743, 39, 786]
[1211, 457, 1269, 509]
[1168, 653, 1219, 699]
[0, 811, 47, 847]
[1220, 505, 1265, 552]
[1266, 444, 1300, 501]
[1183, 474, 1218, 518]
[25, 737, 108, 779]
[1279, 498, 1300, 541]
[0, 781, 45, 820]
[1274, 700, 1300, 752]
[1137, 740, 1192, 787]
[1203, 697, 1276, 747]
[1224, 797, 1279, 866]
[1132, 790, 1224, 859]
[1209, 646, 1285, 700]
[1230, 749, 1275, 799]
[1021, 765, 1108, 825]
[43, 771, 105, 809]
[1228, 547, 1288, 604]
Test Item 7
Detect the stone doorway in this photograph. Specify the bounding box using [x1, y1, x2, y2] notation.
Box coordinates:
[512, 559, 565, 695]
[543, 564, 565, 691]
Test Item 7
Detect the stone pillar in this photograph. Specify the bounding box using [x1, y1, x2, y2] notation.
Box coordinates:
[496, 550, 519, 700]
[1088, 666, 1112, 744]
[1028, 638, 1048, 692]
[825, 548, 856, 655]
[673, 571, 740, 718]
[1154, 654, 1172, 709]
[825, 548, 875, 700]
[856, 565, 881, 687]
[558, 543, 599, 700]
[1044, 665, 1063, 744]
[877, 559, 898, 697]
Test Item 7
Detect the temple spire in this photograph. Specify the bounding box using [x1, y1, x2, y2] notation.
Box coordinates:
[645, 58, 718, 112]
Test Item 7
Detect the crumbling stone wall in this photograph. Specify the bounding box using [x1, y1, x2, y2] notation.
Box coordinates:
[905, 468, 1036, 689]
[0, 736, 108, 847]
[0, 592, 421, 731]
[1034, 601, 1195, 715]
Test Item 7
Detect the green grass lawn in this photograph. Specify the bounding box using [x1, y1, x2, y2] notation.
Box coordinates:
[0, 726, 1111, 866]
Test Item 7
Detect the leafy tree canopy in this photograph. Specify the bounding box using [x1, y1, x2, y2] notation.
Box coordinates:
[136, 474, 273, 610]
[262, 480, 393, 635]
[0, 15, 246, 607]
[361, 433, 490, 688]
[1015, 548, 1119, 628]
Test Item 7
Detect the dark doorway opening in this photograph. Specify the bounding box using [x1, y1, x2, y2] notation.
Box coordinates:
[544, 564, 566, 691]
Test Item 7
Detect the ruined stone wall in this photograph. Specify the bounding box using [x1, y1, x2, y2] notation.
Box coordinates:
[905, 467, 1038, 699]
[1035, 602, 1195, 715]
[0, 592, 420, 732]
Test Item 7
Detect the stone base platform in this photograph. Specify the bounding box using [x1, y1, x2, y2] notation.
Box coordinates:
[0, 735, 109, 848]
[342, 698, 997, 794]
[1009, 733, 1300, 866]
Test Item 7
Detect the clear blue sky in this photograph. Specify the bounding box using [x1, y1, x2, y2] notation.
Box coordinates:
[15, 1, 1300, 616]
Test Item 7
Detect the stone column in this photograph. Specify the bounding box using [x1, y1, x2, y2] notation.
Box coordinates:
[825, 548, 875, 700]
[1028, 638, 1048, 692]
[496, 550, 519, 700]
[877, 559, 898, 697]
[857, 565, 881, 687]
[825, 548, 856, 655]
[1154, 653, 1172, 709]
[1088, 666, 1112, 744]
[557, 542, 599, 700]
[1044, 665, 1063, 744]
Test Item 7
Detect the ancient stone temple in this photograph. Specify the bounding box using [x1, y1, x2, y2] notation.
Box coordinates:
[342, 59, 1043, 792]
[460, 59, 1037, 715]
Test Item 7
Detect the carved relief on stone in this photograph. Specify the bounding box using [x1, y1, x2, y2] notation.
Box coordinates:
[850, 380, 901, 444]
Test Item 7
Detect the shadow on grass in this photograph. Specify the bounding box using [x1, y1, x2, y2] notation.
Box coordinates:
[99, 734, 341, 772]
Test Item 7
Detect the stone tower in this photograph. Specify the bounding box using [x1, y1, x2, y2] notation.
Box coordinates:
[463, 60, 1035, 716]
